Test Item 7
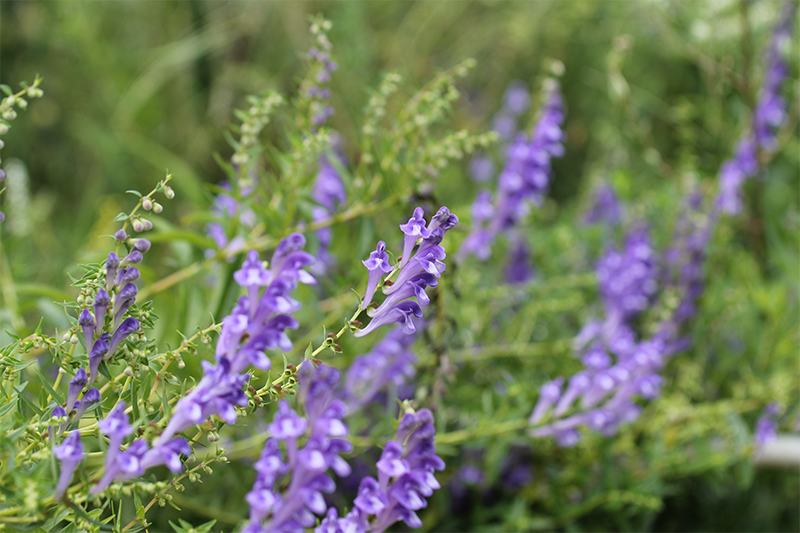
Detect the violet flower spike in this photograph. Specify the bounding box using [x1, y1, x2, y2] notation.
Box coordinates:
[54, 431, 83, 501]
[361, 241, 393, 310]
[66, 368, 87, 413]
[93, 289, 110, 336]
[78, 309, 95, 351]
[368, 273, 438, 317]
[398, 208, 431, 269]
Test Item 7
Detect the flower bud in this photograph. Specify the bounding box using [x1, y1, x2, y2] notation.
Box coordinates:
[152, 202, 163, 214]
[142, 198, 153, 211]
[141, 218, 153, 231]
[164, 186, 175, 199]
[131, 218, 144, 232]
[0, 123, 8, 135]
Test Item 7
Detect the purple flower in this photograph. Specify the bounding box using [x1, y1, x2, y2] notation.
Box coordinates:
[529, 377, 564, 425]
[140, 438, 190, 473]
[54, 431, 83, 500]
[108, 317, 140, 356]
[93, 289, 110, 336]
[119, 249, 143, 268]
[235, 250, 272, 314]
[112, 283, 138, 329]
[87, 338, 109, 386]
[247, 365, 352, 532]
[361, 241, 393, 309]
[66, 368, 87, 413]
[98, 402, 132, 469]
[105, 253, 120, 292]
[399, 208, 432, 269]
[715, 136, 759, 215]
[78, 309, 95, 352]
[354, 301, 423, 338]
[73, 387, 101, 420]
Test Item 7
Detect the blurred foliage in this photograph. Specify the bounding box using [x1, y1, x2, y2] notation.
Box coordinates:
[0, 1, 797, 532]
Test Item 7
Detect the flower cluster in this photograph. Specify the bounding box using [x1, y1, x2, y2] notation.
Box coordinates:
[317, 406, 445, 533]
[530, 227, 665, 445]
[459, 79, 565, 269]
[342, 325, 420, 412]
[156, 234, 315, 446]
[716, 4, 796, 215]
[355, 207, 458, 338]
[595, 227, 658, 329]
[90, 402, 190, 495]
[243, 365, 351, 532]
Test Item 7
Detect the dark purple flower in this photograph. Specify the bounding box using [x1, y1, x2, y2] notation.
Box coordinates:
[106, 253, 120, 292]
[354, 301, 423, 338]
[108, 317, 140, 356]
[73, 387, 101, 420]
[87, 338, 109, 386]
[78, 309, 95, 352]
[93, 289, 110, 336]
[66, 368, 87, 413]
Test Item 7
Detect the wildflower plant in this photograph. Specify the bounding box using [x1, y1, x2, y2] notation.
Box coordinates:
[0, 6, 798, 533]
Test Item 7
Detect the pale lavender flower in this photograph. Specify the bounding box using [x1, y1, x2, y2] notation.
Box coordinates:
[54, 431, 83, 500]
[361, 241, 393, 309]
[98, 402, 132, 469]
[399, 208, 431, 269]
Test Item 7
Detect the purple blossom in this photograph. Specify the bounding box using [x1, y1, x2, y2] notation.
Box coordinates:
[93, 289, 110, 336]
[244, 365, 352, 532]
[54, 431, 83, 500]
[107, 317, 140, 357]
[105, 253, 120, 292]
[715, 136, 759, 215]
[72, 387, 101, 420]
[78, 309, 95, 352]
[157, 236, 313, 446]
[66, 368, 87, 413]
[354, 301, 423, 338]
[399, 208, 432, 269]
[361, 241, 393, 309]
[87, 338, 109, 386]
[98, 402, 132, 469]
[323, 407, 444, 533]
